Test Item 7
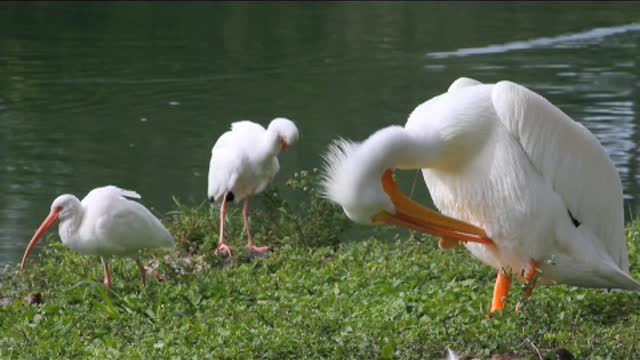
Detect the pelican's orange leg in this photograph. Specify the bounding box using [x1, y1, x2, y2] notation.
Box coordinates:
[490, 269, 512, 313]
[523, 260, 539, 298]
[516, 260, 539, 313]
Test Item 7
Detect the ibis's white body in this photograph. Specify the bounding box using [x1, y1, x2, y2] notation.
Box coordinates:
[208, 121, 283, 204]
[206, 118, 298, 256]
[58, 186, 175, 257]
[412, 79, 637, 290]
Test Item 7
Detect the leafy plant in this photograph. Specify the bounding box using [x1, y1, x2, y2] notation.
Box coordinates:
[1, 170, 639, 359]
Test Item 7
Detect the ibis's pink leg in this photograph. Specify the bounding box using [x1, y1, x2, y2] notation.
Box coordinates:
[215, 195, 235, 257]
[243, 197, 269, 254]
[101, 257, 112, 289]
[136, 259, 147, 287]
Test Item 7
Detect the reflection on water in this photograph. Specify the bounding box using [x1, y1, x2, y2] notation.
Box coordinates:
[2, 3, 640, 266]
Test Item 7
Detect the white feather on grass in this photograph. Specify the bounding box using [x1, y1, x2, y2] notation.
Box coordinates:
[446, 347, 459, 360]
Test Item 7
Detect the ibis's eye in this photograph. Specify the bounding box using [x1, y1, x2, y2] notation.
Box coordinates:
[55, 205, 63, 212]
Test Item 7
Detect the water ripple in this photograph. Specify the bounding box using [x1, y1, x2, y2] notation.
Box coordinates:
[426, 23, 640, 59]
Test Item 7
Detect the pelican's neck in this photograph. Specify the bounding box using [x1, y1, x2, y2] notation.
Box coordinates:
[322, 125, 443, 222]
[357, 125, 442, 175]
[58, 199, 84, 247]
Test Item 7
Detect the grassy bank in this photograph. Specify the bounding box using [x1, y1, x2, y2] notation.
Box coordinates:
[1, 170, 639, 359]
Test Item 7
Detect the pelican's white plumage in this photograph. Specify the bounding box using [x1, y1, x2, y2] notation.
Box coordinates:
[207, 117, 298, 256]
[322, 77, 639, 312]
[21, 186, 175, 288]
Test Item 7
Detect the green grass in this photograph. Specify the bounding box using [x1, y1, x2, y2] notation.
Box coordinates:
[1, 169, 639, 359]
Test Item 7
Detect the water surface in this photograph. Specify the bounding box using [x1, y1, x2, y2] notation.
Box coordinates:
[2, 3, 640, 266]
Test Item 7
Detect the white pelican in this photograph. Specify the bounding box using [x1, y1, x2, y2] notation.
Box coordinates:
[208, 117, 299, 257]
[322, 77, 640, 313]
[21, 186, 175, 288]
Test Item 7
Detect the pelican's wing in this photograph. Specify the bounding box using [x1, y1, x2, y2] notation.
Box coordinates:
[491, 81, 627, 270]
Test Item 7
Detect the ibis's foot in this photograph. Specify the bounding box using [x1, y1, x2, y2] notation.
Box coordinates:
[247, 244, 270, 255]
[215, 243, 236, 257]
[103, 277, 112, 289]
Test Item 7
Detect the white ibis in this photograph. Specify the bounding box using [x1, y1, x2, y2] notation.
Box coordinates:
[208, 118, 299, 257]
[21, 186, 175, 288]
[322, 77, 640, 313]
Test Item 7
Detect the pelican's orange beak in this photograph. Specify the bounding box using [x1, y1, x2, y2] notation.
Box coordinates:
[20, 208, 61, 272]
[372, 170, 493, 246]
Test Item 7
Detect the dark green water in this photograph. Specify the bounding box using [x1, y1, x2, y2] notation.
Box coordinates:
[2, 2, 640, 266]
